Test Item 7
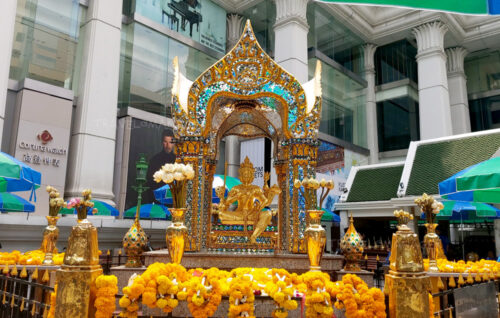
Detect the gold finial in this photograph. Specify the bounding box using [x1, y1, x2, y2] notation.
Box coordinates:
[340, 213, 364, 271]
[240, 156, 254, 170]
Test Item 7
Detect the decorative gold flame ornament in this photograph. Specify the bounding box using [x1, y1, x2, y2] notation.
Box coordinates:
[123, 218, 148, 268]
[40, 186, 66, 265]
[166, 208, 188, 264]
[55, 189, 102, 318]
[295, 177, 333, 270]
[415, 193, 445, 272]
[340, 214, 364, 271]
[385, 209, 431, 318]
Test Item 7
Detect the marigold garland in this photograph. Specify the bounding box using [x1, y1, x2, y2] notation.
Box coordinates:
[186, 267, 227, 318]
[95, 275, 118, 318]
[228, 275, 255, 318]
[334, 274, 386, 318]
[47, 284, 57, 318]
[265, 269, 298, 318]
[302, 271, 334, 318]
[0, 250, 65, 266]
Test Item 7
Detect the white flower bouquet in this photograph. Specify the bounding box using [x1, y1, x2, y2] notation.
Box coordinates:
[153, 163, 195, 208]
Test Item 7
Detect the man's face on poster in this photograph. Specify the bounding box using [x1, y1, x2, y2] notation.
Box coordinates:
[163, 136, 174, 153]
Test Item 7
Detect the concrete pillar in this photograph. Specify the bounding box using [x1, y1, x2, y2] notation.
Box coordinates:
[65, 0, 122, 205]
[362, 44, 378, 163]
[0, 0, 17, 144]
[413, 21, 452, 140]
[339, 210, 349, 237]
[446, 47, 471, 134]
[495, 219, 500, 258]
[225, 135, 240, 178]
[226, 14, 244, 51]
[224, 14, 244, 178]
[273, 0, 309, 83]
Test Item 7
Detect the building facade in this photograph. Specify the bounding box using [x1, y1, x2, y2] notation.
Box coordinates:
[1, 0, 500, 251]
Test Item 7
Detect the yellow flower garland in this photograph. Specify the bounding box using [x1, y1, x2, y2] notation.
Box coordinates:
[47, 284, 57, 318]
[95, 275, 118, 318]
[265, 268, 298, 318]
[302, 271, 334, 318]
[228, 275, 255, 318]
[186, 268, 227, 318]
[0, 250, 65, 266]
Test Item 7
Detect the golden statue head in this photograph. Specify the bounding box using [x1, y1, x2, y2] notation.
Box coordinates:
[239, 156, 255, 185]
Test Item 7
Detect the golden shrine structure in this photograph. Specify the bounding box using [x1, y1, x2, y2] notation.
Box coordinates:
[170, 20, 323, 254]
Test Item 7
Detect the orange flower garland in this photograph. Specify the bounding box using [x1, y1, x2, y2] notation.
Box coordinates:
[228, 275, 255, 318]
[334, 274, 386, 318]
[302, 271, 334, 318]
[186, 268, 226, 318]
[265, 269, 298, 318]
[47, 284, 57, 318]
[95, 275, 118, 318]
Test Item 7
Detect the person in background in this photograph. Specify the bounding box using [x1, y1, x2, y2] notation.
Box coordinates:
[436, 227, 449, 257]
[144, 129, 176, 203]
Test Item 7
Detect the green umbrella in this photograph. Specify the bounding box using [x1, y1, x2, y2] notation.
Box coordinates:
[0, 192, 35, 212]
[441, 157, 500, 203]
[124, 203, 170, 219]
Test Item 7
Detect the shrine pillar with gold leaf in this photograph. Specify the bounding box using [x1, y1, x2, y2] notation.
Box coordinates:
[55, 190, 102, 318]
[385, 210, 431, 318]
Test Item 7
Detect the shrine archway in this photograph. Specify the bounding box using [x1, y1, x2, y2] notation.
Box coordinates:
[171, 21, 322, 253]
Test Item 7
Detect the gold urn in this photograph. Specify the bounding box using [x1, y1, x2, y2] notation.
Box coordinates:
[304, 209, 327, 271]
[340, 214, 364, 271]
[166, 208, 188, 264]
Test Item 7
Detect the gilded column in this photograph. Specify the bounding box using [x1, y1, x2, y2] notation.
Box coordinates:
[446, 47, 471, 134]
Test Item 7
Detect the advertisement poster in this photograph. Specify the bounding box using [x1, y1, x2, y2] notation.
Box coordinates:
[240, 138, 265, 188]
[135, 0, 226, 53]
[125, 118, 176, 210]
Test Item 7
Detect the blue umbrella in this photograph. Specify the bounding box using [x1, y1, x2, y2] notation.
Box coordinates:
[0, 192, 35, 212]
[0, 152, 41, 200]
[439, 158, 500, 203]
[124, 203, 171, 219]
[321, 208, 341, 222]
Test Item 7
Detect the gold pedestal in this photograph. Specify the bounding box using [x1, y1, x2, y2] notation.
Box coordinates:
[385, 271, 431, 318]
[55, 191, 101, 318]
[55, 265, 102, 318]
[41, 216, 59, 265]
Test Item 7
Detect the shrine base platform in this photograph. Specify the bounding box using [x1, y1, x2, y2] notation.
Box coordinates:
[143, 250, 344, 274]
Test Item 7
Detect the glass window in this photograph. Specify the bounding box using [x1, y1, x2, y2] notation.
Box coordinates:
[469, 95, 500, 132]
[241, 1, 276, 55]
[133, 0, 227, 54]
[465, 51, 500, 94]
[375, 40, 418, 86]
[118, 22, 217, 116]
[377, 97, 419, 152]
[309, 58, 367, 148]
[9, 0, 84, 89]
[307, 3, 364, 74]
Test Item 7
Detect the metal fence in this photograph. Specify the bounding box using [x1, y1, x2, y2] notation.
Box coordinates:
[0, 267, 54, 318]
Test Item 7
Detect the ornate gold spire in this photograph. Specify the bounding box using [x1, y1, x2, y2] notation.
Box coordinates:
[340, 214, 364, 271]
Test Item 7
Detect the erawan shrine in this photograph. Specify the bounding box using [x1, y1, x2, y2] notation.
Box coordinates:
[1, 21, 499, 318]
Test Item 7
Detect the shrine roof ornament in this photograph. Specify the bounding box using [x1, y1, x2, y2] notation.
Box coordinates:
[171, 20, 322, 139]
